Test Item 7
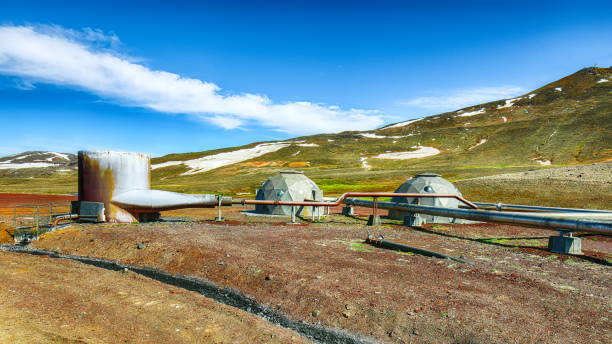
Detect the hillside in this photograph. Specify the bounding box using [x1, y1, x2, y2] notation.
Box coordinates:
[0, 67, 610, 204]
[148, 67, 612, 198]
[0, 151, 76, 176]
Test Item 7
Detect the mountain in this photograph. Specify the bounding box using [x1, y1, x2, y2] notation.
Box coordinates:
[0, 67, 611, 200]
[0, 151, 76, 177]
[148, 67, 612, 196]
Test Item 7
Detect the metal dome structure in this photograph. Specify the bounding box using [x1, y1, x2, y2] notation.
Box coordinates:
[388, 172, 468, 224]
[255, 171, 323, 216]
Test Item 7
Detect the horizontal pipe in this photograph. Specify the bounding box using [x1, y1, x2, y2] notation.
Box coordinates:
[503, 212, 612, 220]
[52, 214, 79, 227]
[471, 202, 612, 214]
[112, 191, 232, 211]
[233, 192, 478, 209]
[366, 235, 474, 265]
[344, 199, 612, 235]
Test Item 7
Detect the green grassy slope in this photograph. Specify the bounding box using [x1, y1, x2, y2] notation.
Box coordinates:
[149, 67, 612, 198]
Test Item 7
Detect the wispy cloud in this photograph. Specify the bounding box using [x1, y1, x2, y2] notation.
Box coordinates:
[399, 86, 526, 112]
[0, 25, 383, 134]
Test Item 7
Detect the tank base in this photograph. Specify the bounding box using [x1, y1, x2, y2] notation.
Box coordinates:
[403, 213, 423, 227]
[138, 212, 161, 223]
[367, 215, 381, 226]
[342, 206, 354, 216]
[548, 233, 582, 255]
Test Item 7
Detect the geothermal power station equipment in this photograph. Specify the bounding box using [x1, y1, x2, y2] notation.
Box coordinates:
[63, 150, 612, 255]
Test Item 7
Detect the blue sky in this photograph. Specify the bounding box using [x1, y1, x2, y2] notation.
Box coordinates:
[1, 0, 611, 157]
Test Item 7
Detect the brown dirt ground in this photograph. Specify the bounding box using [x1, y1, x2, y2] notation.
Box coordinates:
[0, 250, 310, 344]
[30, 206, 611, 344]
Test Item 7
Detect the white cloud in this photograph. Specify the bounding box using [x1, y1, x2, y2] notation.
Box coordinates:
[399, 86, 526, 112]
[0, 25, 383, 135]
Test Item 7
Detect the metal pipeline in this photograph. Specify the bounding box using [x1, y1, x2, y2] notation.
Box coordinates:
[111, 191, 232, 212]
[344, 199, 612, 235]
[232, 192, 479, 209]
[470, 202, 612, 214]
[365, 234, 474, 265]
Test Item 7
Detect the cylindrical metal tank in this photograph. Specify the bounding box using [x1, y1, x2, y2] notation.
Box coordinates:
[79, 151, 151, 222]
[78, 150, 226, 223]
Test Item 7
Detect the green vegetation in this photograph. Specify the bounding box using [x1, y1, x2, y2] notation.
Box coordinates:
[317, 182, 396, 193]
[480, 238, 544, 247]
[350, 242, 375, 252]
[0, 172, 77, 194]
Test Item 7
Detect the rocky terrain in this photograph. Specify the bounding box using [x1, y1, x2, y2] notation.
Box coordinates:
[468, 161, 612, 182]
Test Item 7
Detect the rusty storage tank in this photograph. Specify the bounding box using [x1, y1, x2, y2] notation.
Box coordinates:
[388, 172, 469, 224]
[254, 170, 323, 216]
[78, 150, 224, 223]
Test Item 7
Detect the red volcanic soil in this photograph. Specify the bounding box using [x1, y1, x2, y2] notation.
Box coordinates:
[0, 193, 76, 208]
[0, 193, 76, 218]
[34, 216, 612, 344]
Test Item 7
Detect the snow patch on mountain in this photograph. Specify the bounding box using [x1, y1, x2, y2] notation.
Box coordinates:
[497, 97, 521, 109]
[152, 142, 292, 175]
[469, 138, 487, 150]
[0, 162, 58, 169]
[381, 118, 423, 129]
[359, 133, 412, 139]
[373, 146, 440, 160]
[457, 108, 486, 117]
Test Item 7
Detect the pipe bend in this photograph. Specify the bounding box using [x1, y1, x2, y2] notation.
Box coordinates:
[52, 214, 79, 227]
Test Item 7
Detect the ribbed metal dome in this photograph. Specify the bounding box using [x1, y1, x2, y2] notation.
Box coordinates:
[388, 172, 466, 223]
[255, 171, 323, 216]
